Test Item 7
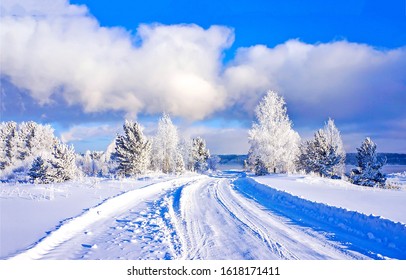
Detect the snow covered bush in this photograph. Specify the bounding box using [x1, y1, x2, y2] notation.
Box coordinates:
[296, 118, 345, 178]
[350, 137, 386, 187]
[248, 90, 300, 175]
[114, 120, 151, 177]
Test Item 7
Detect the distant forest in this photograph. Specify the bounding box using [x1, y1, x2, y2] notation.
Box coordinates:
[218, 153, 406, 167]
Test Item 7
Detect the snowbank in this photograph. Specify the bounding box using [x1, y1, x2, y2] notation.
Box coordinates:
[0, 174, 185, 259]
[252, 174, 406, 224]
[243, 174, 406, 259]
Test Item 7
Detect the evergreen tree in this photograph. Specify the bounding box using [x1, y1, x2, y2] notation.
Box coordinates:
[20, 122, 57, 159]
[323, 118, 346, 176]
[28, 141, 77, 184]
[0, 121, 19, 169]
[248, 90, 300, 174]
[296, 118, 345, 178]
[350, 137, 386, 187]
[28, 156, 52, 184]
[115, 120, 151, 176]
[192, 137, 210, 173]
[175, 152, 185, 174]
[48, 141, 78, 182]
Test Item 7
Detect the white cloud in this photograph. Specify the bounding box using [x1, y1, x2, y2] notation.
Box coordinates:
[60, 123, 119, 143]
[1, 0, 233, 120]
[0, 0, 87, 17]
[224, 40, 406, 121]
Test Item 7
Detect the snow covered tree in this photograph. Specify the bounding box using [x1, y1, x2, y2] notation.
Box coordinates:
[28, 156, 52, 184]
[48, 141, 78, 182]
[248, 90, 300, 174]
[28, 141, 78, 183]
[297, 129, 342, 177]
[0, 121, 19, 169]
[114, 120, 151, 176]
[175, 152, 185, 174]
[350, 137, 386, 187]
[18, 121, 57, 160]
[296, 119, 345, 178]
[191, 137, 210, 173]
[1, 121, 57, 173]
[152, 114, 183, 174]
[179, 137, 194, 171]
[323, 118, 346, 176]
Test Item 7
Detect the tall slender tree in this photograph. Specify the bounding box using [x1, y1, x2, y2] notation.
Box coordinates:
[152, 114, 183, 173]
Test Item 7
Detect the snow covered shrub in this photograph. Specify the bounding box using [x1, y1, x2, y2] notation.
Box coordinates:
[350, 137, 386, 187]
[254, 157, 269, 176]
[296, 118, 345, 178]
[248, 90, 300, 174]
[114, 120, 151, 177]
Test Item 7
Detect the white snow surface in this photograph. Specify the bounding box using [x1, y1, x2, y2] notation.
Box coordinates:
[253, 174, 406, 224]
[1, 171, 405, 260]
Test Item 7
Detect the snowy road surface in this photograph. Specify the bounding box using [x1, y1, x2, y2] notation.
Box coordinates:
[10, 172, 406, 260]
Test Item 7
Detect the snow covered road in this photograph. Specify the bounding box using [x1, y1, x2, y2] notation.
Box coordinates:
[9, 172, 406, 260]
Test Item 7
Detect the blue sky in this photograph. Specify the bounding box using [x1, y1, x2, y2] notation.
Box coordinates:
[1, 0, 406, 154]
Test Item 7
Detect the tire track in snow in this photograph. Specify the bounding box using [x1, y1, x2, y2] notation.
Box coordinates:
[212, 179, 299, 259]
[10, 172, 375, 260]
[167, 174, 362, 259]
[9, 176, 205, 260]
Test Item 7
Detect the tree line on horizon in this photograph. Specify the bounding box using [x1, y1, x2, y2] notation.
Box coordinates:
[0, 116, 219, 183]
[0, 90, 387, 187]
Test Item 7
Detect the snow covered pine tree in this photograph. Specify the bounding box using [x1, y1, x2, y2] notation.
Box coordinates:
[115, 120, 151, 177]
[28, 156, 52, 184]
[191, 137, 210, 173]
[47, 141, 78, 182]
[297, 118, 345, 178]
[350, 137, 386, 187]
[248, 90, 300, 175]
[28, 141, 77, 183]
[0, 121, 18, 170]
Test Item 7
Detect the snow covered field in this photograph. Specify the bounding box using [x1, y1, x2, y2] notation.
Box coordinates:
[1, 171, 405, 260]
